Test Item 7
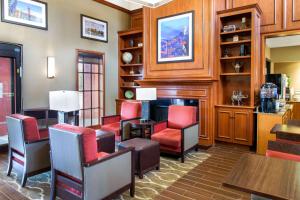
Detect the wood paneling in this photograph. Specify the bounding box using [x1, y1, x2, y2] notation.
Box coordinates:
[216, 109, 233, 142]
[258, 0, 283, 33]
[232, 0, 258, 8]
[286, 0, 300, 30]
[130, 10, 143, 29]
[143, 0, 215, 79]
[233, 110, 252, 145]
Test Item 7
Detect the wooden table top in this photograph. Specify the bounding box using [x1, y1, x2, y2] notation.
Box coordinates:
[223, 154, 300, 200]
[270, 124, 300, 135]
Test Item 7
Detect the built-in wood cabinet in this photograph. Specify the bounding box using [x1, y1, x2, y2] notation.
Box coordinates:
[219, 0, 300, 33]
[216, 106, 253, 145]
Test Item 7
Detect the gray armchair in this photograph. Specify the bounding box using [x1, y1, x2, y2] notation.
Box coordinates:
[49, 124, 134, 200]
[6, 114, 50, 187]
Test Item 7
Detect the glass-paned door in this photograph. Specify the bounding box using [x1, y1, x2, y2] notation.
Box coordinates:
[0, 57, 16, 136]
[77, 52, 104, 127]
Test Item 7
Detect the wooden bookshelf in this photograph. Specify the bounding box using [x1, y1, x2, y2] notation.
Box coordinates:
[117, 28, 144, 101]
[215, 4, 262, 146]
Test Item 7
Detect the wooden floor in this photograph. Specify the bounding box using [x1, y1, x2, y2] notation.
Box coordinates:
[155, 143, 252, 200]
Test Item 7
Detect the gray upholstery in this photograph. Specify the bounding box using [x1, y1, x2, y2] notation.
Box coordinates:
[49, 127, 83, 181]
[84, 151, 132, 200]
[184, 124, 199, 151]
[26, 141, 50, 173]
[6, 116, 25, 154]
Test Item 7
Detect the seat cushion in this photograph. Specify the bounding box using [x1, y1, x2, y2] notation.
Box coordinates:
[39, 129, 49, 139]
[266, 150, 300, 162]
[101, 122, 121, 136]
[11, 114, 40, 141]
[151, 128, 181, 148]
[168, 105, 197, 129]
[97, 152, 109, 159]
[120, 101, 141, 120]
[52, 124, 98, 163]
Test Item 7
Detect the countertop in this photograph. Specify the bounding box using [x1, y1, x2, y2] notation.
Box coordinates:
[255, 104, 293, 116]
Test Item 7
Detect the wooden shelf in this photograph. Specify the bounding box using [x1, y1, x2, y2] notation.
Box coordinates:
[119, 29, 143, 37]
[120, 64, 143, 67]
[220, 72, 251, 76]
[215, 104, 255, 109]
[120, 46, 143, 51]
[221, 40, 251, 45]
[220, 28, 252, 35]
[220, 56, 251, 60]
[120, 74, 143, 77]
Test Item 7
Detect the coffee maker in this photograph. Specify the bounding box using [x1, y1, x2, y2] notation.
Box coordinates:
[260, 83, 278, 113]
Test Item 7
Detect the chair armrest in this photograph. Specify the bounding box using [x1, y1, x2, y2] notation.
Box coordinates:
[85, 147, 134, 167]
[153, 121, 168, 134]
[101, 115, 121, 125]
[181, 122, 199, 132]
[181, 123, 199, 152]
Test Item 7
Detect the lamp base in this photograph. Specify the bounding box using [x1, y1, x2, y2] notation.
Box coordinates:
[141, 101, 151, 121]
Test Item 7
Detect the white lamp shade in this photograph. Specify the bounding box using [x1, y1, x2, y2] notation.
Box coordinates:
[49, 91, 80, 112]
[47, 57, 56, 78]
[136, 88, 157, 101]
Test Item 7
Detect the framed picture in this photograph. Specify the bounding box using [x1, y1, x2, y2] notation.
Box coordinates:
[157, 11, 194, 64]
[81, 14, 108, 43]
[1, 0, 48, 30]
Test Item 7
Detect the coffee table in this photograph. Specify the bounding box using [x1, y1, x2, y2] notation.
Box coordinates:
[223, 153, 300, 200]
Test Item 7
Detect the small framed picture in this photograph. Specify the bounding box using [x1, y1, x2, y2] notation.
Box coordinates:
[233, 35, 239, 42]
[1, 0, 48, 30]
[81, 14, 108, 43]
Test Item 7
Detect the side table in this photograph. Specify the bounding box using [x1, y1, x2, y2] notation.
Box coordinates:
[129, 120, 155, 139]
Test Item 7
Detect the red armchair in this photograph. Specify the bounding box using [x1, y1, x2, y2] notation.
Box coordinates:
[101, 101, 141, 141]
[6, 114, 50, 187]
[151, 105, 199, 163]
[49, 124, 134, 200]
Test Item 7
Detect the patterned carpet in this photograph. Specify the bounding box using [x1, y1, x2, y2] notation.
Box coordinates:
[0, 151, 210, 200]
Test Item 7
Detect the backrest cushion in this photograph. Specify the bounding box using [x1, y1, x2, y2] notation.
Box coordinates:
[11, 114, 40, 141]
[52, 124, 98, 163]
[168, 105, 197, 129]
[120, 101, 141, 120]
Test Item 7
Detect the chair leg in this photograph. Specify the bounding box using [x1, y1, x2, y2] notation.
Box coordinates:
[21, 171, 27, 187]
[181, 155, 185, 163]
[50, 169, 56, 200]
[6, 149, 13, 176]
[195, 146, 199, 152]
[130, 182, 135, 197]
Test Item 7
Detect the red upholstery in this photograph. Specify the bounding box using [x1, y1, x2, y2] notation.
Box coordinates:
[102, 115, 121, 125]
[168, 105, 197, 129]
[101, 122, 121, 136]
[152, 128, 181, 148]
[153, 121, 168, 134]
[52, 124, 98, 163]
[266, 150, 300, 162]
[39, 129, 49, 139]
[11, 114, 40, 141]
[120, 101, 141, 120]
[97, 152, 109, 159]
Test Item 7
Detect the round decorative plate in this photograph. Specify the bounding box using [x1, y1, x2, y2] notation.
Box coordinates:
[124, 90, 134, 99]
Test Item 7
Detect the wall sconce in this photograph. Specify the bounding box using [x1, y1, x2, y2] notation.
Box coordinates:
[47, 56, 56, 79]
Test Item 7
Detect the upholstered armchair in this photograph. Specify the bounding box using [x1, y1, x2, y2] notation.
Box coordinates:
[266, 140, 300, 162]
[101, 101, 141, 141]
[151, 105, 199, 163]
[49, 124, 135, 200]
[6, 114, 50, 187]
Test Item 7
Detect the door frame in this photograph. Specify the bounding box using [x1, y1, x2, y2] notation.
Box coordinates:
[0, 42, 23, 113]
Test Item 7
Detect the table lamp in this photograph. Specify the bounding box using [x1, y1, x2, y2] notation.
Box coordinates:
[136, 88, 157, 122]
[49, 91, 80, 124]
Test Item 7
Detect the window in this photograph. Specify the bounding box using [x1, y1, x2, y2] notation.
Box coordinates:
[77, 51, 105, 127]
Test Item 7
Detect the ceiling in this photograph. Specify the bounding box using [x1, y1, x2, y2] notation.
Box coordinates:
[266, 35, 300, 48]
[102, 0, 173, 11]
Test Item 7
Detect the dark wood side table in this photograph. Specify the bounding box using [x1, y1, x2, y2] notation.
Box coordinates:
[129, 120, 156, 139]
[223, 153, 300, 200]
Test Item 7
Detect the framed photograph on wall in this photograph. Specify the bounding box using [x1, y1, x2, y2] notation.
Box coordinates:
[81, 14, 108, 43]
[157, 11, 194, 64]
[1, 0, 48, 30]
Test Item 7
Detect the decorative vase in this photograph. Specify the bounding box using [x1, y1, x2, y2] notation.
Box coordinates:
[122, 52, 133, 64]
[129, 39, 134, 47]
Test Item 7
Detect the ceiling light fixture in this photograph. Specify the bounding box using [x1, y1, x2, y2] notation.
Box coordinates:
[125, 0, 173, 8]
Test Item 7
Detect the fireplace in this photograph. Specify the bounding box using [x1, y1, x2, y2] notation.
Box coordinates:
[150, 98, 199, 122]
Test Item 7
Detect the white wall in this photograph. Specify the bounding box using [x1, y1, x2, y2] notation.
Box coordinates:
[0, 0, 130, 115]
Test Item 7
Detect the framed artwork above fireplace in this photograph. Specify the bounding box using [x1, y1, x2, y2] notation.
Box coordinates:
[157, 11, 194, 64]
